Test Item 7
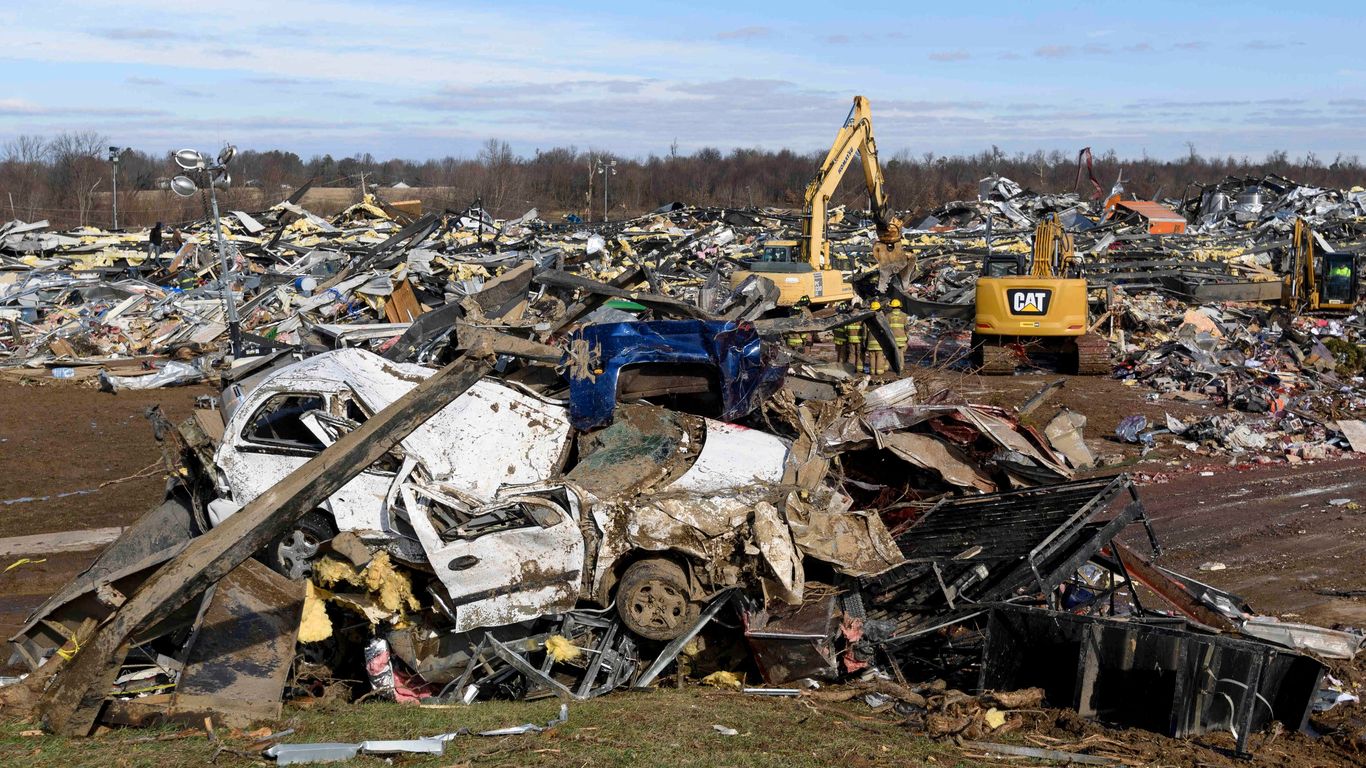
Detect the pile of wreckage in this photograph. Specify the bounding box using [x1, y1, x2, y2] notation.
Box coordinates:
[1, 175, 1364, 760]
[891, 173, 1366, 460]
[0, 280, 1360, 763]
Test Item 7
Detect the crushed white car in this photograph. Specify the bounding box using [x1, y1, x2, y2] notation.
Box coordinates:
[210, 348, 897, 641]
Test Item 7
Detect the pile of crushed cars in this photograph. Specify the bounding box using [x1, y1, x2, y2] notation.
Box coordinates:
[1, 177, 1363, 762]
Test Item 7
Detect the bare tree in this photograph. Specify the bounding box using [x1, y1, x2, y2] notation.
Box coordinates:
[3, 130, 1364, 228]
[1, 135, 52, 220]
[477, 138, 517, 214]
[48, 131, 108, 226]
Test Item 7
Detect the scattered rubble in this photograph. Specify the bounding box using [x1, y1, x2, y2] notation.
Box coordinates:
[1, 171, 1363, 763]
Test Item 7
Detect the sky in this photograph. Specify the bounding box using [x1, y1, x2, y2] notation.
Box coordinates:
[1, 0, 1364, 162]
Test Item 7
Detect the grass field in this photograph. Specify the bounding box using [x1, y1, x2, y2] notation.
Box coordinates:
[1, 687, 968, 768]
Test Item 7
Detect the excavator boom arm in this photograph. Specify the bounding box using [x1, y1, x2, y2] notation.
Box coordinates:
[800, 96, 896, 269]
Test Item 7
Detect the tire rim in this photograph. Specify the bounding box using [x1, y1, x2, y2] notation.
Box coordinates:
[277, 529, 320, 579]
[627, 580, 687, 633]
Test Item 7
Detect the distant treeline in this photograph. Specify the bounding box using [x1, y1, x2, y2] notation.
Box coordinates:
[4, 132, 1364, 228]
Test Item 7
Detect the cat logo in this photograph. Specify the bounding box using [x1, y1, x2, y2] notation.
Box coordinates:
[1006, 288, 1051, 315]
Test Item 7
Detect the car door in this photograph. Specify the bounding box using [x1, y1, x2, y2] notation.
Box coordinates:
[400, 483, 586, 633]
[216, 387, 395, 533]
[216, 387, 330, 505]
[300, 389, 401, 533]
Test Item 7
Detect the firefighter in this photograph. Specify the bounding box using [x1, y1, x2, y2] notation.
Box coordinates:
[832, 308, 849, 364]
[786, 296, 811, 353]
[887, 297, 908, 354]
[844, 308, 863, 368]
[865, 299, 884, 375]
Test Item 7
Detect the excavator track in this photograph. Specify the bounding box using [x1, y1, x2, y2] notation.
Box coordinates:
[1072, 333, 1113, 375]
[973, 334, 1017, 375]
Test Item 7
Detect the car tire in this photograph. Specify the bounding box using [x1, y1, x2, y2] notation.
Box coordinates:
[264, 511, 336, 580]
[616, 558, 700, 641]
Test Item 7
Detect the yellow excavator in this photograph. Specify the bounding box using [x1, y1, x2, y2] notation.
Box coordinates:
[973, 216, 1111, 375]
[729, 95, 905, 306]
[1282, 217, 1357, 313]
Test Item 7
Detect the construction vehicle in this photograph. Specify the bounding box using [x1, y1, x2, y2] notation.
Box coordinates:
[1282, 217, 1357, 313]
[973, 215, 1111, 375]
[729, 95, 905, 306]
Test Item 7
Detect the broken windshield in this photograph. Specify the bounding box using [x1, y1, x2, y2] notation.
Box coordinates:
[566, 404, 703, 498]
[242, 393, 327, 450]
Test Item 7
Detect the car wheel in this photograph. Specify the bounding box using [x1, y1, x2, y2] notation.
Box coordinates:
[266, 512, 336, 580]
[616, 558, 700, 641]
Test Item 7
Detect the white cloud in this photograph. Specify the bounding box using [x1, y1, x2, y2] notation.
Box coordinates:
[95, 27, 177, 40]
[0, 98, 44, 113]
[0, 1, 1360, 160]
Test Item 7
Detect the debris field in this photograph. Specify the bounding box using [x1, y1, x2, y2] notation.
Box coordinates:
[1, 157, 1365, 767]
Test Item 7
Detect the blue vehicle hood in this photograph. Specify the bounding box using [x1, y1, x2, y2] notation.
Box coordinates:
[562, 320, 786, 431]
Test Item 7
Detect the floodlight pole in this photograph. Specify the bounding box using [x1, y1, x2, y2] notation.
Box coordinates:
[206, 178, 243, 358]
[171, 145, 241, 358]
[109, 148, 121, 230]
[596, 158, 616, 222]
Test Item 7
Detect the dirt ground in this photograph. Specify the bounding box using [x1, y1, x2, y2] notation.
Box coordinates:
[0, 371, 1363, 765]
[1141, 459, 1366, 626]
[0, 379, 212, 658]
[0, 379, 212, 538]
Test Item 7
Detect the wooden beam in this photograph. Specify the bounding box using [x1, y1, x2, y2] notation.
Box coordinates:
[39, 353, 495, 735]
[453, 323, 563, 363]
[546, 266, 643, 334]
[534, 269, 717, 321]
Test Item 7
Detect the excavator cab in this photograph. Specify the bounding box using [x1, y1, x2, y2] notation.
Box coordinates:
[755, 240, 803, 266]
[1320, 252, 1357, 308]
[982, 252, 1027, 278]
[1283, 218, 1358, 313]
[738, 240, 853, 304]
